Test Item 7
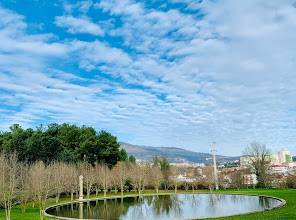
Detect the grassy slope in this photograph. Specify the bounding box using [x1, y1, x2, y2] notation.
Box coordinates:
[0, 189, 295, 220]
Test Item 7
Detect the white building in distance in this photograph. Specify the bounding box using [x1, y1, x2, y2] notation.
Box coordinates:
[275, 149, 292, 164]
[240, 149, 293, 168]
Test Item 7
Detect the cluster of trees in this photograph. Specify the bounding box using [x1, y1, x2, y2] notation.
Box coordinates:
[0, 124, 134, 165]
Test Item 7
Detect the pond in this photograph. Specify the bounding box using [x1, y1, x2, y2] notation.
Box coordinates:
[45, 193, 284, 220]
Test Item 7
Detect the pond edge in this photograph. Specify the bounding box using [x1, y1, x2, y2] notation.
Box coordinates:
[43, 192, 287, 220]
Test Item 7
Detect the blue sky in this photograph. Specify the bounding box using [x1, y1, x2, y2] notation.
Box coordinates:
[1, 0, 296, 156]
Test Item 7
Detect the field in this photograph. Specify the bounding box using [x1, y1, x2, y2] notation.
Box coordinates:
[0, 189, 295, 220]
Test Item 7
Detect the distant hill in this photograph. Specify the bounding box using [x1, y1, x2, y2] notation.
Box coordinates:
[120, 142, 239, 165]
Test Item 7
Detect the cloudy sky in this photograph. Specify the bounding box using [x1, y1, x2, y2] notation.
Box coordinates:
[1, 0, 296, 156]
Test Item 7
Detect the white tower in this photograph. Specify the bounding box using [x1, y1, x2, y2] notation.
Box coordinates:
[211, 142, 219, 190]
[79, 175, 84, 202]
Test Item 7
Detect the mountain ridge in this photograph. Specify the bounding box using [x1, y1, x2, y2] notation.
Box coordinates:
[120, 142, 239, 164]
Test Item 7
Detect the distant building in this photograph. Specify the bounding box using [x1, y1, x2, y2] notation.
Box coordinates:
[176, 174, 194, 182]
[287, 162, 296, 169]
[240, 149, 293, 168]
[170, 162, 205, 167]
[270, 164, 289, 175]
[243, 174, 257, 186]
[276, 149, 292, 163]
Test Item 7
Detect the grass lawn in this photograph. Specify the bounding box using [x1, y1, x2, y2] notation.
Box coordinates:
[0, 189, 295, 220]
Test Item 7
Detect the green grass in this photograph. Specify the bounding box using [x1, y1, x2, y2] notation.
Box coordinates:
[0, 189, 295, 220]
[210, 189, 296, 220]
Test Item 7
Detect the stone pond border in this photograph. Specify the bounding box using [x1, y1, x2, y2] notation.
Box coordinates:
[44, 192, 286, 220]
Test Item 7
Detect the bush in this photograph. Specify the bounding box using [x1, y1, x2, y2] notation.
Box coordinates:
[286, 175, 296, 188]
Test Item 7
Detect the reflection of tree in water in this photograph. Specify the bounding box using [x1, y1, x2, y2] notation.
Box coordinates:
[128, 195, 151, 219]
[229, 194, 246, 205]
[206, 194, 225, 214]
[151, 195, 183, 216]
[259, 196, 271, 209]
[182, 194, 200, 209]
[188, 194, 200, 208]
[83, 197, 137, 219]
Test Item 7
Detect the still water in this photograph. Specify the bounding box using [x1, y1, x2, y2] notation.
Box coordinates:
[46, 194, 283, 220]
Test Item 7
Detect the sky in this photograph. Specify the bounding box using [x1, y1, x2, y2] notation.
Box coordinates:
[0, 0, 296, 156]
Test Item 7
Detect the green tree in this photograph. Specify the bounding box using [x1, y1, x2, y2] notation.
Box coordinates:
[96, 131, 122, 166]
[152, 156, 170, 190]
[0, 124, 128, 166]
[128, 155, 136, 164]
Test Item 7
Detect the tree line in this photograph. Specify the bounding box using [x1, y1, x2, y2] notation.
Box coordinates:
[0, 154, 198, 220]
[0, 124, 135, 166]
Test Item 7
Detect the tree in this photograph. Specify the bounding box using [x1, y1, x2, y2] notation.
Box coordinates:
[244, 143, 271, 188]
[152, 156, 170, 190]
[80, 136, 100, 165]
[0, 124, 128, 166]
[119, 148, 128, 161]
[129, 163, 148, 195]
[202, 166, 215, 190]
[64, 164, 79, 201]
[51, 162, 68, 203]
[112, 161, 130, 197]
[170, 166, 181, 193]
[96, 131, 122, 166]
[286, 175, 296, 188]
[149, 165, 163, 193]
[29, 161, 54, 220]
[95, 164, 111, 198]
[0, 153, 20, 220]
[1, 125, 33, 161]
[128, 155, 136, 164]
[81, 163, 96, 199]
[229, 170, 244, 189]
[18, 164, 31, 213]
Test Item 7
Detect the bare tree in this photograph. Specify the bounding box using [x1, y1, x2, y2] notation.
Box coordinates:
[244, 142, 271, 188]
[112, 161, 129, 197]
[0, 153, 20, 220]
[149, 166, 163, 194]
[93, 164, 102, 197]
[52, 162, 68, 203]
[29, 161, 54, 220]
[229, 171, 244, 189]
[129, 163, 148, 195]
[81, 163, 96, 199]
[202, 166, 215, 191]
[0, 154, 6, 215]
[170, 166, 181, 193]
[96, 164, 111, 198]
[64, 164, 79, 201]
[111, 163, 121, 195]
[18, 164, 31, 213]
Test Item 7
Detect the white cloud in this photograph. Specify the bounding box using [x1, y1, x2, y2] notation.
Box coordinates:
[70, 40, 132, 71]
[95, 0, 144, 16]
[55, 15, 104, 36]
[63, 0, 93, 14]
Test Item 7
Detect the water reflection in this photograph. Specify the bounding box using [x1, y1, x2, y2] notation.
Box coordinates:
[46, 194, 283, 220]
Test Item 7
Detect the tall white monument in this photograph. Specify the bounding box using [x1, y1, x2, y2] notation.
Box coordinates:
[79, 175, 84, 202]
[211, 142, 219, 190]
